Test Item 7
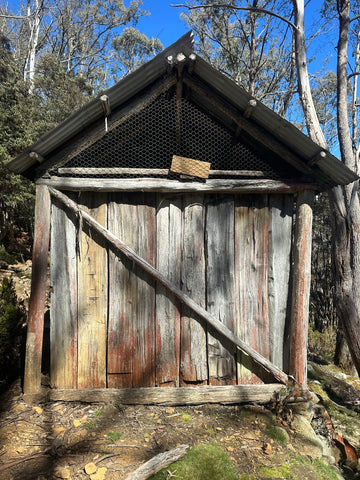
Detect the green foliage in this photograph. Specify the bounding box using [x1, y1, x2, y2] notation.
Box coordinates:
[107, 431, 123, 443]
[308, 324, 337, 362]
[112, 27, 163, 76]
[264, 425, 288, 445]
[148, 443, 238, 480]
[0, 277, 26, 384]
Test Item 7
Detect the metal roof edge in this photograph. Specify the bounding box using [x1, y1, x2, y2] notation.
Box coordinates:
[7, 32, 195, 175]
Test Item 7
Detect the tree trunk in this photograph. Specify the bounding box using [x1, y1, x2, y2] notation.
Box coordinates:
[293, 0, 360, 376]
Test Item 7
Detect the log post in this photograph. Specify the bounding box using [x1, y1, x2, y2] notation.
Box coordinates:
[24, 185, 51, 396]
[289, 189, 314, 388]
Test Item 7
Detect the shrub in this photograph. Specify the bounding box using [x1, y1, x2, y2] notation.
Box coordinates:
[0, 277, 26, 386]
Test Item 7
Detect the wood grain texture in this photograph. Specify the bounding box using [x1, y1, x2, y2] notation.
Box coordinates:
[49, 188, 289, 385]
[156, 195, 182, 387]
[24, 185, 51, 395]
[268, 195, 293, 371]
[235, 195, 270, 384]
[77, 192, 108, 389]
[107, 193, 136, 388]
[108, 193, 156, 388]
[290, 190, 314, 388]
[50, 197, 77, 388]
[206, 196, 237, 385]
[48, 384, 284, 405]
[180, 195, 207, 384]
[39, 177, 319, 193]
[132, 193, 156, 387]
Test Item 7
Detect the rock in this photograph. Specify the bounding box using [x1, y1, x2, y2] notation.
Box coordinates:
[54, 467, 71, 479]
[85, 462, 97, 475]
[32, 406, 43, 415]
[292, 414, 326, 458]
[73, 419, 81, 427]
[90, 467, 107, 480]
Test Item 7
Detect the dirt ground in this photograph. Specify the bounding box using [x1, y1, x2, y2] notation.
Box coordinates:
[0, 378, 352, 480]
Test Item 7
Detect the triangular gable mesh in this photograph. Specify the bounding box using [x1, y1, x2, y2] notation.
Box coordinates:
[50, 86, 298, 179]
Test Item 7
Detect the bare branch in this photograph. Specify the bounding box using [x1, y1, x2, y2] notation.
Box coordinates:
[171, 3, 298, 30]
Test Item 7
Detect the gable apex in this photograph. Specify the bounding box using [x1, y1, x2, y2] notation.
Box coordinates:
[7, 32, 358, 188]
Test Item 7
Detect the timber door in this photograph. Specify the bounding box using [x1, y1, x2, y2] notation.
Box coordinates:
[50, 192, 293, 389]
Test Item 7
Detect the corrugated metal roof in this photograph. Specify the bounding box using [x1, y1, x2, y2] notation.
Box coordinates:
[7, 31, 358, 187]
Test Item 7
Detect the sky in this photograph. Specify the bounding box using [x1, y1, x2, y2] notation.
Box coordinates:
[4, 0, 336, 76]
[137, 1, 189, 47]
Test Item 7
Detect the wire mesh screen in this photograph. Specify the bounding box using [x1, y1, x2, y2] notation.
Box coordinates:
[49, 86, 295, 179]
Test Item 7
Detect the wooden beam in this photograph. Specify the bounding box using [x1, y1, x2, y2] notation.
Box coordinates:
[289, 190, 314, 388]
[47, 384, 285, 405]
[48, 187, 289, 385]
[57, 167, 269, 177]
[38, 177, 320, 193]
[24, 185, 51, 396]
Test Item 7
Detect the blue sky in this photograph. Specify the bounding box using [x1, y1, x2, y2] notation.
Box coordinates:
[5, 0, 336, 74]
[137, 1, 189, 47]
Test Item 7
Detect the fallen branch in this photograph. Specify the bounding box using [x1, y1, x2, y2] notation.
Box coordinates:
[124, 444, 189, 480]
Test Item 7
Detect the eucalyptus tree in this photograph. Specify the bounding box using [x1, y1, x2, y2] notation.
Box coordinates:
[181, 0, 296, 116]
[2, 0, 159, 91]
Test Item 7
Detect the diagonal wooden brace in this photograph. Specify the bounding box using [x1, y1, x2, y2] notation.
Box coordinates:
[49, 186, 289, 385]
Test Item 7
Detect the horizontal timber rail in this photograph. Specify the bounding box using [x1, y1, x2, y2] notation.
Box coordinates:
[39, 177, 320, 193]
[49, 186, 289, 385]
[47, 385, 285, 405]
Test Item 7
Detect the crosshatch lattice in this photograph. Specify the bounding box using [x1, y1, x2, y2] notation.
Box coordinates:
[49, 85, 296, 179]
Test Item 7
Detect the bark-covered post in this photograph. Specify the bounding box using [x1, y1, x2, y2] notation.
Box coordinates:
[289, 189, 314, 388]
[24, 184, 51, 397]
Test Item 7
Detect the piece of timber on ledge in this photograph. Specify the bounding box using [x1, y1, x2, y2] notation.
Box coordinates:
[37, 177, 320, 193]
[46, 385, 284, 405]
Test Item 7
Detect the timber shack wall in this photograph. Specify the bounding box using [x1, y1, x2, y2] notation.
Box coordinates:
[11, 35, 358, 402]
[49, 191, 295, 390]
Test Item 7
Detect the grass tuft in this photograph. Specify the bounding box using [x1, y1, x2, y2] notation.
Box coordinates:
[148, 442, 238, 480]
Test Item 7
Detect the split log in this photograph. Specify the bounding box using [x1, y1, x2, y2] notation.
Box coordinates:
[124, 445, 188, 480]
[47, 384, 284, 404]
[24, 185, 51, 395]
[48, 187, 289, 385]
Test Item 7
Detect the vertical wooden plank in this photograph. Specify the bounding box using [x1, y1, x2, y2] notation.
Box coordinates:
[50, 198, 77, 388]
[268, 195, 293, 371]
[180, 194, 208, 385]
[107, 193, 135, 388]
[290, 190, 314, 388]
[24, 185, 51, 396]
[206, 195, 237, 385]
[77, 192, 107, 389]
[132, 193, 156, 388]
[235, 195, 270, 384]
[107, 193, 156, 388]
[155, 195, 182, 387]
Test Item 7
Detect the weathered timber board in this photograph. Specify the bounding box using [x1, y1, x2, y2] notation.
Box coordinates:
[132, 193, 156, 387]
[108, 193, 156, 388]
[268, 195, 293, 371]
[235, 195, 271, 384]
[47, 384, 284, 405]
[180, 195, 208, 385]
[50, 197, 78, 388]
[77, 192, 108, 388]
[206, 196, 237, 385]
[107, 193, 136, 388]
[156, 195, 182, 387]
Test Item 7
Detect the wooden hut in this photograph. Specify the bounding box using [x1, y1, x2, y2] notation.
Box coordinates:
[8, 33, 357, 404]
